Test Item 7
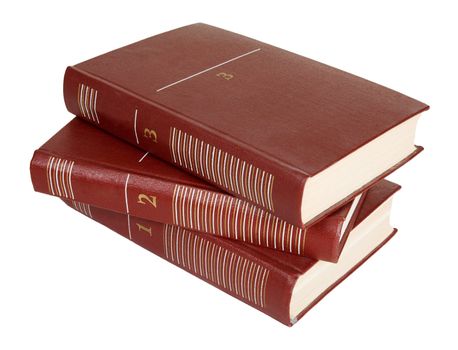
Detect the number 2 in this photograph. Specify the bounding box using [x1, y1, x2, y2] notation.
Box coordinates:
[137, 193, 157, 208]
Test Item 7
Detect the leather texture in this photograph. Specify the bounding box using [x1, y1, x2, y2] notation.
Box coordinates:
[63, 23, 427, 226]
[31, 118, 367, 262]
[61, 179, 400, 326]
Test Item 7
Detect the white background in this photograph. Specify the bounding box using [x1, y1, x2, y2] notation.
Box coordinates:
[1, 0, 456, 349]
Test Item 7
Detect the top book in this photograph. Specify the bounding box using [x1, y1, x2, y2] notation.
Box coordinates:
[63, 23, 428, 227]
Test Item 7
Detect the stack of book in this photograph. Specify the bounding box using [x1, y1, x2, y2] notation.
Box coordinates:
[30, 23, 428, 326]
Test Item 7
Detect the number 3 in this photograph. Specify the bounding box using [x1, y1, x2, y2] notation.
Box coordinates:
[216, 72, 234, 80]
[143, 128, 158, 143]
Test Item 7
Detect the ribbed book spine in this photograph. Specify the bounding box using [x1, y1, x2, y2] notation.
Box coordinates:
[169, 127, 275, 211]
[31, 149, 352, 261]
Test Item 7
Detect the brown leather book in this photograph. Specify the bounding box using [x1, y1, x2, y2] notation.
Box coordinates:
[31, 118, 366, 262]
[62, 179, 400, 326]
[64, 23, 428, 227]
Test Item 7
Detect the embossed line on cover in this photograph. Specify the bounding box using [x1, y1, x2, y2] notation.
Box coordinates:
[156, 48, 261, 92]
[163, 224, 269, 307]
[71, 201, 93, 218]
[169, 128, 275, 211]
[138, 151, 149, 163]
[46, 156, 75, 199]
[172, 185, 306, 255]
[124, 174, 132, 240]
[77, 83, 100, 124]
[133, 109, 139, 144]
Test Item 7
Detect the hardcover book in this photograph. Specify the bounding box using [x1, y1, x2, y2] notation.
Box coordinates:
[31, 118, 365, 262]
[62, 179, 400, 326]
[64, 23, 428, 227]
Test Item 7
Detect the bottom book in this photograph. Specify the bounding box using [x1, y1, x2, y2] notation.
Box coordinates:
[63, 180, 400, 326]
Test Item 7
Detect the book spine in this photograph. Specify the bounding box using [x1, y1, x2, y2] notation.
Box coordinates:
[64, 199, 296, 326]
[30, 149, 344, 261]
[63, 66, 306, 227]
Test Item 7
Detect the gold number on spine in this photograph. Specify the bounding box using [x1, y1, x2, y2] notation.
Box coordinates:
[137, 193, 157, 208]
[143, 128, 158, 143]
[216, 72, 234, 80]
[136, 223, 152, 236]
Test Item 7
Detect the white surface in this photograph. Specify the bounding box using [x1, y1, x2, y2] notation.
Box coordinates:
[1, 1, 456, 349]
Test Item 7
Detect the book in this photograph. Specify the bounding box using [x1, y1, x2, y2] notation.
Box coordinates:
[62, 179, 400, 326]
[63, 23, 428, 227]
[31, 118, 366, 262]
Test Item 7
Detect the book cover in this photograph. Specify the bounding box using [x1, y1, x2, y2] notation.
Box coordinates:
[63, 23, 427, 226]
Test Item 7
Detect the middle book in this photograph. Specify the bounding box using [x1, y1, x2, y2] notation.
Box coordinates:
[30, 118, 366, 262]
